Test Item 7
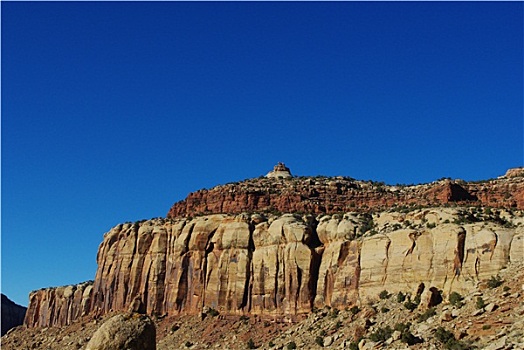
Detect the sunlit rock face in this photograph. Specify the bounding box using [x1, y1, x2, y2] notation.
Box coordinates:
[25, 206, 524, 328]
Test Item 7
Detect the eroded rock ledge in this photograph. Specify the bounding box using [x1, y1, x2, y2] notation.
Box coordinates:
[25, 208, 524, 328]
[167, 171, 524, 218]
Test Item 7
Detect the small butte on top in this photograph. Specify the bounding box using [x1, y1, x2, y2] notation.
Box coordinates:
[266, 162, 293, 179]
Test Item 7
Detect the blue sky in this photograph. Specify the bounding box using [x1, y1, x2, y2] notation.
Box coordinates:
[2, 2, 522, 306]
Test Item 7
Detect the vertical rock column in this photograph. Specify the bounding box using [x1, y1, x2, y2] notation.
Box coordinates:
[204, 215, 253, 314]
[314, 214, 360, 308]
[251, 214, 318, 317]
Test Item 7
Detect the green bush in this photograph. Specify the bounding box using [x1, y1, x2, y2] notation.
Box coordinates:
[435, 326, 471, 350]
[315, 336, 324, 347]
[286, 341, 297, 349]
[401, 331, 421, 345]
[449, 292, 464, 308]
[417, 307, 436, 322]
[487, 275, 503, 289]
[349, 305, 361, 315]
[207, 308, 219, 317]
[394, 322, 421, 345]
[476, 296, 486, 310]
[379, 290, 390, 299]
[394, 322, 412, 333]
[396, 291, 406, 303]
[435, 327, 455, 344]
[369, 326, 393, 343]
[404, 299, 418, 311]
[348, 341, 359, 350]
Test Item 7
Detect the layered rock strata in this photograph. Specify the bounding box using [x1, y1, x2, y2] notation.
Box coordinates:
[167, 173, 524, 218]
[25, 208, 524, 328]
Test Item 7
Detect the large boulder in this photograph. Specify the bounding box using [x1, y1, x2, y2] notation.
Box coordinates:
[85, 313, 156, 350]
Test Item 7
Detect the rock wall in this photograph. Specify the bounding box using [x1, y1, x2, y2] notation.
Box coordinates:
[24, 208, 524, 328]
[24, 281, 93, 328]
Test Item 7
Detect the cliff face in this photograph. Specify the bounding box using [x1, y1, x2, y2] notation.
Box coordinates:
[167, 174, 524, 218]
[24, 281, 93, 328]
[1, 294, 27, 335]
[25, 208, 524, 328]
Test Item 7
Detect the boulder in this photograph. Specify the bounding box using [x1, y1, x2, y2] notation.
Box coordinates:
[85, 313, 155, 350]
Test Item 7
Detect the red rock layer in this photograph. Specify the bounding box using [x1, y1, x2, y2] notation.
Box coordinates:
[167, 176, 524, 218]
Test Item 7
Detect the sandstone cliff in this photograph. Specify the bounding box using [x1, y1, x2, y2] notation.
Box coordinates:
[25, 207, 524, 328]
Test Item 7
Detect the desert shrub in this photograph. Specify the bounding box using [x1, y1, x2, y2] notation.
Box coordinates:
[435, 327, 471, 350]
[330, 308, 339, 318]
[315, 336, 324, 347]
[247, 338, 256, 349]
[476, 297, 486, 310]
[348, 341, 359, 350]
[359, 216, 374, 235]
[320, 329, 327, 337]
[381, 307, 390, 313]
[379, 290, 390, 299]
[503, 286, 511, 292]
[426, 222, 436, 229]
[449, 292, 464, 308]
[397, 291, 406, 303]
[334, 321, 343, 329]
[185, 341, 193, 347]
[404, 297, 419, 311]
[394, 322, 411, 333]
[435, 327, 455, 344]
[394, 322, 421, 345]
[286, 341, 297, 349]
[369, 325, 393, 343]
[207, 308, 219, 317]
[401, 331, 421, 345]
[482, 325, 491, 330]
[487, 275, 503, 289]
[417, 307, 436, 322]
[268, 340, 275, 347]
[349, 305, 361, 315]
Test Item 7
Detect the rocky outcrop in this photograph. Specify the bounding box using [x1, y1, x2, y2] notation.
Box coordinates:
[1, 294, 27, 335]
[24, 208, 524, 328]
[24, 281, 93, 328]
[167, 168, 524, 218]
[266, 162, 292, 179]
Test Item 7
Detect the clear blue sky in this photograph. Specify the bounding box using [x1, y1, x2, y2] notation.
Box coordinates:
[2, 2, 522, 306]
